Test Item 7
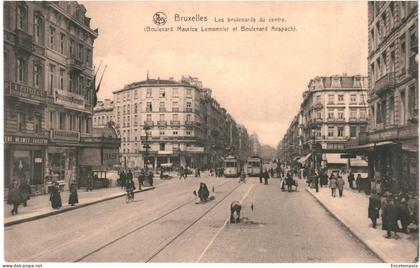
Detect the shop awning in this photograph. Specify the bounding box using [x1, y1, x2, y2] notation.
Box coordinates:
[346, 141, 397, 151]
[349, 158, 368, 167]
[298, 153, 311, 164]
[401, 141, 418, 153]
[325, 153, 348, 164]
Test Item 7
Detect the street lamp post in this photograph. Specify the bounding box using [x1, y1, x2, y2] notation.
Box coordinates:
[143, 125, 151, 174]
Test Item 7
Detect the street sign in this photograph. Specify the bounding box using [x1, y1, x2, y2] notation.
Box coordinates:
[340, 153, 356, 159]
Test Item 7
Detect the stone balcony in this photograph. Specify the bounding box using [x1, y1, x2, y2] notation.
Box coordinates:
[144, 121, 154, 127]
[374, 72, 395, 95]
[170, 120, 180, 126]
[15, 29, 33, 53]
[4, 81, 47, 104]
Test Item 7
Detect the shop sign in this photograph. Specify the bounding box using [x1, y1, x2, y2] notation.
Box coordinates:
[34, 158, 43, 163]
[185, 146, 204, 153]
[5, 81, 47, 102]
[54, 89, 85, 110]
[5, 135, 48, 145]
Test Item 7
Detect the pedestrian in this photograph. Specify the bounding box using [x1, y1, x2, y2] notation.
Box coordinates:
[160, 168, 164, 180]
[119, 170, 126, 189]
[87, 172, 93, 192]
[7, 180, 21, 215]
[314, 174, 319, 192]
[356, 174, 362, 192]
[50, 182, 62, 209]
[68, 179, 79, 206]
[149, 171, 154, 186]
[126, 175, 136, 199]
[127, 169, 133, 183]
[383, 195, 399, 239]
[197, 167, 201, 177]
[337, 176, 345, 197]
[198, 182, 209, 202]
[270, 168, 274, 178]
[408, 193, 419, 230]
[137, 169, 144, 190]
[19, 178, 31, 207]
[179, 166, 184, 180]
[397, 197, 410, 234]
[347, 172, 355, 189]
[263, 169, 269, 185]
[259, 168, 263, 184]
[239, 170, 246, 183]
[368, 189, 381, 228]
[329, 176, 338, 197]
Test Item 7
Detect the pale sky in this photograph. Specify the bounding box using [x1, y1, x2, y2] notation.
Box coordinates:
[83, 1, 368, 147]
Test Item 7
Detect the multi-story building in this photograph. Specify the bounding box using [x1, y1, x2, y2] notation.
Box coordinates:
[349, 2, 418, 193]
[278, 75, 369, 168]
[112, 75, 251, 170]
[249, 133, 262, 156]
[93, 99, 114, 128]
[3, 2, 120, 193]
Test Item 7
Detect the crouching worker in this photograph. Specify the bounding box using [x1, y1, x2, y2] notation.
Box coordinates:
[230, 201, 242, 223]
[194, 182, 210, 202]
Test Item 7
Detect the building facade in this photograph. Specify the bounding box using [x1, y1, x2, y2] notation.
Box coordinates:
[111, 75, 251, 170]
[93, 99, 114, 128]
[359, 1, 418, 193]
[278, 75, 369, 168]
[4, 1, 102, 193]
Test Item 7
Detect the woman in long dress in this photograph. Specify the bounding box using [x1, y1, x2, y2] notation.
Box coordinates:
[50, 182, 62, 209]
[68, 180, 79, 206]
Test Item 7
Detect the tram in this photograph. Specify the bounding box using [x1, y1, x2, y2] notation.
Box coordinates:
[246, 156, 263, 177]
[223, 155, 241, 177]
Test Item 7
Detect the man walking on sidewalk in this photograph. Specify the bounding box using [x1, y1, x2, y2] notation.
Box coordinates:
[337, 176, 345, 197]
[329, 176, 338, 197]
[368, 189, 381, 228]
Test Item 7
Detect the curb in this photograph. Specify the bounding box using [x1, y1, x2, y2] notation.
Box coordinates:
[305, 187, 386, 263]
[4, 187, 155, 227]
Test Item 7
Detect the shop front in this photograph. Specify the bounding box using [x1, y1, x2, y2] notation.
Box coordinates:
[45, 146, 77, 192]
[4, 134, 48, 195]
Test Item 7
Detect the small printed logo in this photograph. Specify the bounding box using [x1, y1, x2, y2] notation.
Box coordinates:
[153, 12, 167, 26]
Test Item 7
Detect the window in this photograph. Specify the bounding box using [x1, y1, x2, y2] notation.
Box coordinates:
[350, 126, 357, 138]
[316, 112, 322, 119]
[49, 27, 55, 49]
[17, 58, 26, 82]
[159, 102, 165, 112]
[60, 33, 65, 54]
[186, 130, 192, 136]
[328, 126, 334, 137]
[159, 88, 165, 97]
[350, 109, 357, 119]
[146, 102, 152, 112]
[173, 114, 178, 121]
[34, 15, 42, 44]
[350, 94, 357, 104]
[146, 114, 152, 121]
[328, 95, 334, 104]
[186, 102, 192, 112]
[338, 95, 344, 103]
[409, 86, 417, 118]
[123, 105, 126, 115]
[146, 88, 152, 97]
[173, 131, 178, 136]
[400, 36, 406, 73]
[59, 69, 64, 90]
[173, 88, 178, 97]
[70, 39, 74, 57]
[328, 109, 334, 119]
[127, 104, 130, 114]
[127, 116, 130, 127]
[59, 112, 66, 130]
[134, 90, 138, 99]
[34, 64, 41, 87]
[17, 112, 26, 132]
[159, 143, 165, 151]
[49, 111, 55, 129]
[337, 126, 344, 137]
[186, 88, 192, 96]
[134, 103, 138, 114]
[338, 110, 344, 120]
[316, 95, 321, 104]
[49, 65, 55, 95]
[173, 101, 179, 112]
[78, 44, 83, 60]
[186, 114, 192, 122]
[160, 114, 165, 121]
[86, 49, 91, 66]
[159, 130, 165, 136]
[17, 5, 27, 31]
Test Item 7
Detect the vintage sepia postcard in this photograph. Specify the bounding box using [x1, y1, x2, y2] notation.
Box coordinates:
[2, 0, 419, 266]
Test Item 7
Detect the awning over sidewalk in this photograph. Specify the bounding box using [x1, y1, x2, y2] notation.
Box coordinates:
[324, 153, 348, 164]
[345, 141, 397, 152]
[298, 153, 311, 164]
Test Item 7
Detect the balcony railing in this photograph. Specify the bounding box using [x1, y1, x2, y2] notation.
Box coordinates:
[170, 120, 180, 126]
[69, 58, 84, 72]
[4, 81, 47, 103]
[159, 108, 166, 112]
[157, 121, 167, 127]
[374, 72, 395, 95]
[312, 103, 323, 110]
[15, 29, 33, 53]
[144, 121, 154, 127]
[50, 129, 80, 142]
[172, 108, 179, 112]
[185, 121, 193, 126]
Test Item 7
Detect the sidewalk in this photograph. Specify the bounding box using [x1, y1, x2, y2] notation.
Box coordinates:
[4, 180, 155, 227]
[306, 184, 419, 263]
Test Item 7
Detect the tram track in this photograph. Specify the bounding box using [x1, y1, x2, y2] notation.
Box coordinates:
[74, 179, 241, 262]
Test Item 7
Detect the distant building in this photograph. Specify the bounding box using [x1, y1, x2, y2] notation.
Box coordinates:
[93, 99, 114, 128]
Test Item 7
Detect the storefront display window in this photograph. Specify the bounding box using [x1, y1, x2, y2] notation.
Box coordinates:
[12, 151, 31, 183]
[48, 153, 65, 181]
